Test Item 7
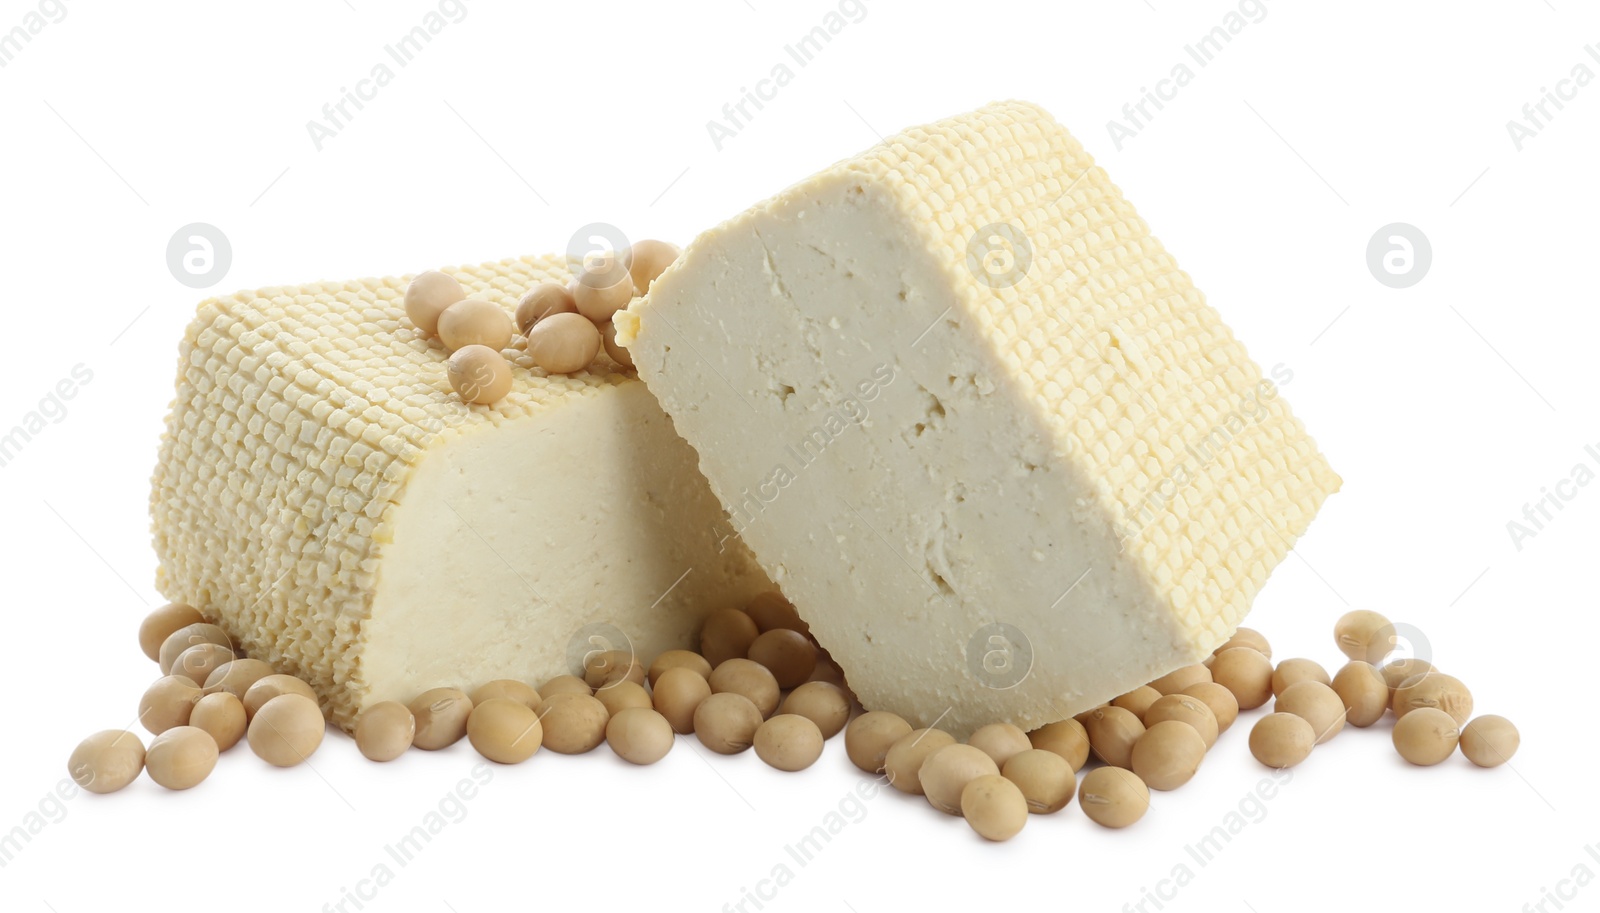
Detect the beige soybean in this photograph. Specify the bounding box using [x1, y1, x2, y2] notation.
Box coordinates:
[526, 312, 601, 375]
[1085, 706, 1146, 769]
[693, 692, 764, 755]
[203, 658, 274, 701]
[243, 674, 318, 719]
[1392, 672, 1473, 725]
[1333, 609, 1393, 662]
[808, 656, 847, 688]
[1148, 663, 1212, 695]
[1027, 719, 1090, 772]
[446, 345, 513, 405]
[68, 730, 146, 795]
[599, 320, 633, 368]
[356, 701, 415, 761]
[1459, 715, 1520, 768]
[700, 608, 760, 669]
[595, 680, 653, 717]
[884, 728, 957, 795]
[140, 675, 203, 734]
[437, 298, 513, 353]
[139, 602, 204, 662]
[1271, 658, 1330, 698]
[921, 743, 1001, 814]
[1212, 627, 1272, 660]
[1180, 681, 1239, 734]
[745, 592, 808, 635]
[961, 774, 1029, 841]
[709, 658, 780, 718]
[146, 726, 218, 790]
[515, 281, 576, 334]
[1331, 661, 1389, 728]
[404, 270, 466, 336]
[538, 693, 610, 754]
[1249, 712, 1316, 768]
[1001, 749, 1075, 814]
[409, 687, 473, 750]
[845, 711, 912, 774]
[746, 629, 817, 689]
[158, 623, 232, 675]
[539, 674, 592, 699]
[1131, 720, 1206, 791]
[778, 681, 850, 739]
[653, 666, 713, 734]
[628, 239, 679, 294]
[1079, 767, 1150, 829]
[607, 707, 675, 765]
[1380, 658, 1435, 696]
[573, 263, 635, 323]
[1112, 685, 1162, 721]
[1392, 707, 1460, 766]
[1210, 647, 1274, 710]
[648, 649, 713, 686]
[754, 714, 825, 772]
[471, 680, 541, 711]
[467, 698, 543, 764]
[189, 692, 246, 751]
[967, 722, 1031, 768]
[248, 694, 326, 767]
[171, 642, 237, 687]
[1275, 680, 1347, 744]
[585, 650, 647, 689]
[1144, 694, 1219, 748]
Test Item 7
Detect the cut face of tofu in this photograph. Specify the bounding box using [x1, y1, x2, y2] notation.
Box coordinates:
[618, 100, 1340, 737]
[151, 254, 771, 730]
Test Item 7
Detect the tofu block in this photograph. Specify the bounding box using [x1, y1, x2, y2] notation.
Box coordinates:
[150, 253, 772, 730]
[617, 100, 1341, 737]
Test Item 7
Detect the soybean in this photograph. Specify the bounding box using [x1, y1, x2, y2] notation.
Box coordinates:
[1085, 706, 1145, 769]
[1271, 658, 1330, 698]
[1027, 719, 1090, 772]
[146, 727, 218, 790]
[1130, 720, 1206, 791]
[1148, 664, 1212, 695]
[1333, 609, 1393, 662]
[1001, 748, 1075, 814]
[1112, 685, 1161, 721]
[409, 687, 473, 750]
[470, 680, 541, 711]
[356, 701, 415, 762]
[778, 681, 850, 739]
[139, 603, 204, 662]
[243, 674, 318, 719]
[709, 658, 780, 718]
[1143, 694, 1219, 748]
[648, 649, 712, 687]
[1459, 715, 1519, 768]
[139, 675, 203, 735]
[1392, 707, 1460, 766]
[754, 714, 825, 772]
[537, 693, 609, 754]
[693, 692, 763, 755]
[1210, 647, 1274, 710]
[607, 707, 675, 765]
[1331, 661, 1389, 728]
[1180, 681, 1239, 734]
[68, 730, 146, 794]
[746, 629, 817, 689]
[1275, 680, 1347, 744]
[884, 728, 956, 795]
[920, 743, 1000, 815]
[845, 711, 912, 774]
[967, 722, 1031, 768]
[1079, 767, 1150, 828]
[158, 623, 231, 675]
[248, 694, 325, 767]
[1392, 672, 1473, 725]
[961, 775, 1029, 841]
[700, 608, 760, 668]
[467, 698, 543, 764]
[653, 666, 713, 734]
[189, 692, 247, 751]
[1249, 713, 1316, 768]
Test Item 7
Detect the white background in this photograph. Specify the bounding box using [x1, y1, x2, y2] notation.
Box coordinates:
[3, 1, 1597, 910]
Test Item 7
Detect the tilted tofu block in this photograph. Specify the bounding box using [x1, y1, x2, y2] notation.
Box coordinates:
[617, 100, 1340, 737]
[151, 253, 771, 730]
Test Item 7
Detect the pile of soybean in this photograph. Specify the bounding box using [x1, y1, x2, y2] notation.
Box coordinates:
[69, 602, 1518, 843]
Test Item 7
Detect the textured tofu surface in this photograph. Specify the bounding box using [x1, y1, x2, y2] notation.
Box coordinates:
[619, 100, 1341, 737]
[151, 253, 771, 730]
